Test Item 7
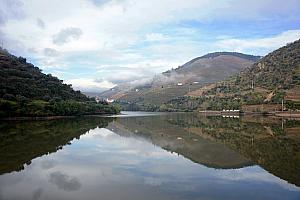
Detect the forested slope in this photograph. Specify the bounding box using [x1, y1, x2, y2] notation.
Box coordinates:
[0, 48, 119, 117]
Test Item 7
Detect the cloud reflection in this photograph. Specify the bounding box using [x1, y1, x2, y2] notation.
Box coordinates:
[41, 160, 56, 170]
[49, 171, 82, 191]
[32, 188, 43, 200]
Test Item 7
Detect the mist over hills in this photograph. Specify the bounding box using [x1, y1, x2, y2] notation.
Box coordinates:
[99, 52, 260, 107]
[162, 52, 260, 85]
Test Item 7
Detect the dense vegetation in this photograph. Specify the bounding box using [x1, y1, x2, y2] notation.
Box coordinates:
[204, 39, 300, 110]
[0, 99, 120, 117]
[0, 48, 119, 117]
[239, 39, 300, 90]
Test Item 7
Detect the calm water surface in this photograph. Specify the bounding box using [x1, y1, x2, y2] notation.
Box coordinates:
[0, 112, 299, 200]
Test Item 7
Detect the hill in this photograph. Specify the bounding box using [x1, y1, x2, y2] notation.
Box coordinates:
[102, 52, 260, 110]
[162, 52, 260, 84]
[239, 40, 300, 90]
[0, 49, 87, 101]
[0, 48, 119, 117]
[160, 39, 300, 112]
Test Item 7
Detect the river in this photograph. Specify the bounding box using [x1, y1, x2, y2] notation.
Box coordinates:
[0, 112, 299, 200]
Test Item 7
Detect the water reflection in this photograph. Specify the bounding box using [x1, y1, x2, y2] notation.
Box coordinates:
[109, 115, 253, 169]
[0, 117, 112, 175]
[112, 113, 300, 186]
[32, 188, 43, 200]
[49, 171, 81, 191]
[0, 113, 299, 200]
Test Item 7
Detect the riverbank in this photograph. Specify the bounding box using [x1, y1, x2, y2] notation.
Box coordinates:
[0, 113, 119, 121]
[0, 115, 78, 121]
[198, 110, 300, 118]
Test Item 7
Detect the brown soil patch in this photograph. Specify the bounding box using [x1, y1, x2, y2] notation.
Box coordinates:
[285, 86, 300, 101]
[187, 83, 216, 97]
[242, 104, 282, 112]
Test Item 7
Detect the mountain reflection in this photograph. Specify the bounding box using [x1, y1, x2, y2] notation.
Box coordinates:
[0, 113, 299, 187]
[0, 117, 113, 175]
[111, 113, 300, 186]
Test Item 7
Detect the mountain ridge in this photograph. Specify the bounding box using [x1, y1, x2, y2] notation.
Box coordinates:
[163, 52, 261, 75]
[101, 52, 260, 110]
[100, 52, 259, 100]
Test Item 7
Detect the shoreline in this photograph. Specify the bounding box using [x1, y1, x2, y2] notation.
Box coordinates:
[0, 113, 118, 121]
[197, 110, 300, 118]
[0, 115, 76, 121]
[1, 111, 300, 121]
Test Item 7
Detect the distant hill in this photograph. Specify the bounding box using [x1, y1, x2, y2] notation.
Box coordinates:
[98, 83, 133, 100]
[197, 52, 261, 61]
[0, 48, 119, 117]
[82, 92, 102, 98]
[162, 52, 260, 85]
[102, 52, 260, 110]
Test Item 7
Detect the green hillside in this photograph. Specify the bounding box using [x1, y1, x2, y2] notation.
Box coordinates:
[0, 49, 87, 101]
[238, 39, 300, 90]
[160, 39, 300, 112]
[0, 48, 119, 117]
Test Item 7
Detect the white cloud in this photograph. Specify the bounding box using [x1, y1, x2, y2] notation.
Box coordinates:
[38, 58, 68, 70]
[145, 33, 169, 42]
[0, 0, 214, 55]
[0, 0, 299, 91]
[64, 78, 116, 92]
[2, 0, 299, 56]
[95, 59, 184, 86]
[52, 27, 83, 45]
[215, 30, 300, 55]
[36, 18, 45, 29]
[44, 48, 60, 57]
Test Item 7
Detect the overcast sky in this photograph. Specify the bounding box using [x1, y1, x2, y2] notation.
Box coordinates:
[1, 0, 300, 92]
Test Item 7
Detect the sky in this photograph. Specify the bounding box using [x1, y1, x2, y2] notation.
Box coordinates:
[0, 0, 300, 92]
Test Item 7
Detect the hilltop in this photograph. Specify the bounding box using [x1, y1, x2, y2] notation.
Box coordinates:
[101, 52, 260, 110]
[0, 48, 119, 117]
[163, 52, 260, 84]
